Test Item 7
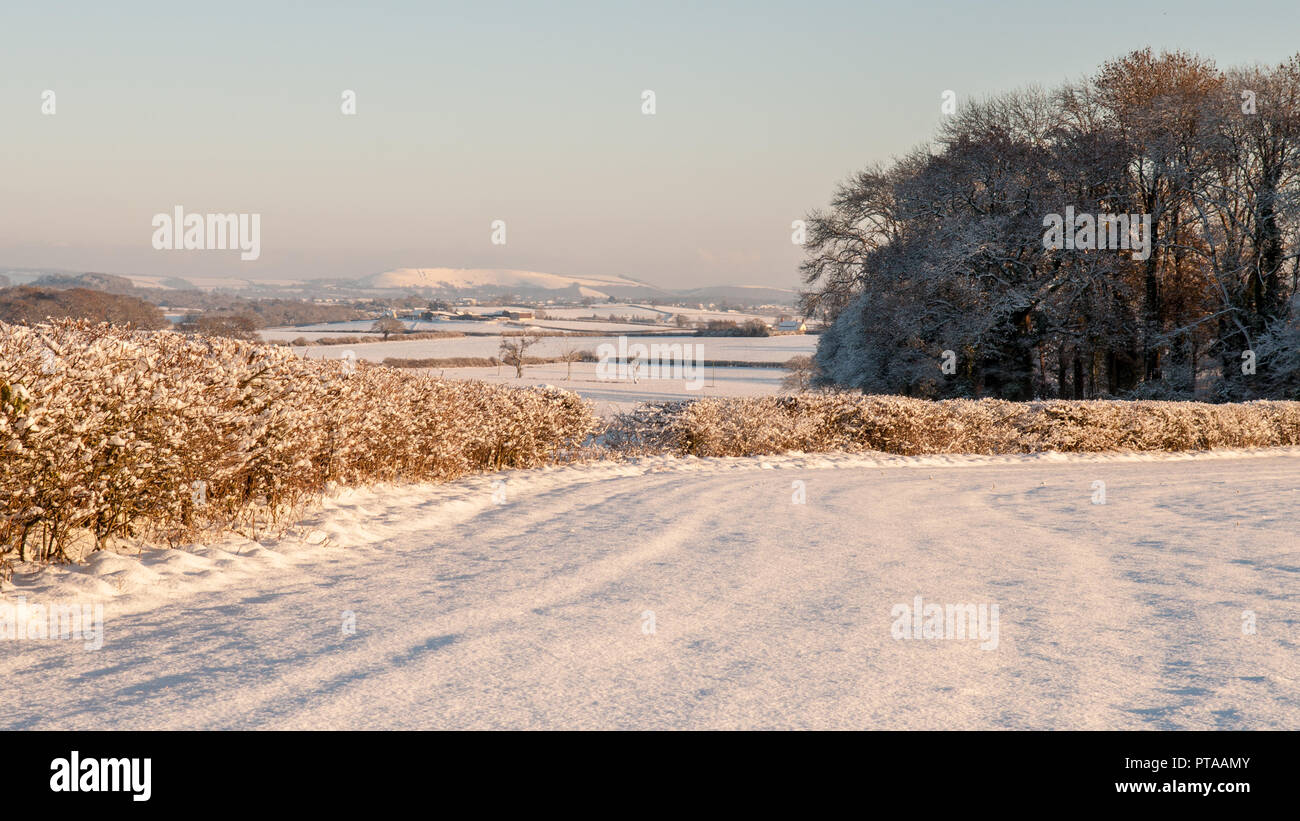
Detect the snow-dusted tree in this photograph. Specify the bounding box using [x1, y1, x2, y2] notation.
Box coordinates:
[802, 49, 1300, 401]
[498, 333, 541, 378]
[558, 344, 584, 381]
[371, 317, 405, 340]
[780, 355, 818, 393]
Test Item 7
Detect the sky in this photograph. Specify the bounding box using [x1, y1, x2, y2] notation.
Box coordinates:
[3, 0, 1300, 290]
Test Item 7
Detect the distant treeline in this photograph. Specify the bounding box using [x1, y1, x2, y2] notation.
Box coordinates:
[0, 286, 168, 329]
[694, 319, 771, 337]
[13, 272, 369, 327]
[169, 298, 366, 327]
[0, 284, 366, 335]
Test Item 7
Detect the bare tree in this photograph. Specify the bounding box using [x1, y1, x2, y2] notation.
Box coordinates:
[498, 333, 541, 378]
[781, 355, 818, 393]
[558, 344, 585, 381]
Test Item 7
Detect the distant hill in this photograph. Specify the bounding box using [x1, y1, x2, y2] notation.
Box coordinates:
[34, 272, 141, 295]
[0, 266, 800, 308]
[679, 284, 799, 305]
[354, 268, 800, 306]
[356, 267, 671, 301]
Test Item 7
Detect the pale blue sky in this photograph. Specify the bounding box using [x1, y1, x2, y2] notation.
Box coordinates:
[2, 1, 1298, 288]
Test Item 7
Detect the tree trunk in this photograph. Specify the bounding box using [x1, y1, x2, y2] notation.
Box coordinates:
[1072, 350, 1084, 400]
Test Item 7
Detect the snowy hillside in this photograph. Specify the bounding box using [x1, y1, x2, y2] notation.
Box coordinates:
[679, 284, 800, 305]
[357, 268, 664, 299]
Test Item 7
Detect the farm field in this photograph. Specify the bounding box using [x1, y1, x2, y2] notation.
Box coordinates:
[416, 362, 791, 415]
[257, 303, 794, 342]
[285, 332, 819, 366]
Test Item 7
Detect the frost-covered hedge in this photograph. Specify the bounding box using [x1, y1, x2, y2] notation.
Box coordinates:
[1, 321, 597, 564]
[606, 394, 1300, 457]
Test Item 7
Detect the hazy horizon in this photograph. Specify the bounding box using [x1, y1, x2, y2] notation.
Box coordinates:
[4, 0, 1300, 289]
[0, 264, 805, 296]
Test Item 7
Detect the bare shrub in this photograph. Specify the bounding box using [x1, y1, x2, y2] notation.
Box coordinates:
[384, 357, 500, 369]
[780, 355, 818, 393]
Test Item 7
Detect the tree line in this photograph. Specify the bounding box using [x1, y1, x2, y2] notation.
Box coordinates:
[0, 285, 368, 339]
[800, 49, 1300, 400]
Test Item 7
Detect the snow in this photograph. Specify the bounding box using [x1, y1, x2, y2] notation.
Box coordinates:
[360, 267, 648, 294]
[260, 318, 497, 338]
[261, 306, 795, 339]
[267, 334, 820, 414]
[3, 448, 1297, 730]
[541, 305, 675, 321]
[260, 318, 683, 339]
[286, 333, 819, 365]
[134, 276, 307, 291]
[538, 304, 780, 324]
[407, 362, 788, 416]
[527, 319, 683, 333]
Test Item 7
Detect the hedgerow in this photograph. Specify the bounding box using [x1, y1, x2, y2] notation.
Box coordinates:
[0, 320, 597, 567]
[605, 394, 1300, 457]
[7, 322, 1299, 573]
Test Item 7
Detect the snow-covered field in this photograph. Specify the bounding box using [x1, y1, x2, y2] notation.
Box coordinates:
[538, 304, 779, 324]
[527, 319, 684, 333]
[261, 319, 688, 338]
[358, 267, 646, 295]
[286, 333, 818, 366]
[260, 318, 503, 337]
[417, 362, 790, 416]
[272, 335, 818, 413]
[3, 448, 1297, 730]
[262, 312, 792, 341]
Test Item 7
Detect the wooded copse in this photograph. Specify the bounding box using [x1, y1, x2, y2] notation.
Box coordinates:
[801, 49, 1300, 401]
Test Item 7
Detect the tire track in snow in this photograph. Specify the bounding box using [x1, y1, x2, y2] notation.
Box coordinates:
[4, 450, 1298, 729]
[184, 473, 743, 729]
